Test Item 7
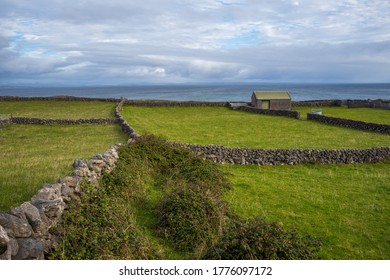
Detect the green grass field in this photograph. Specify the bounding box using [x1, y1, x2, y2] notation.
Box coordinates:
[221, 163, 390, 259]
[293, 106, 390, 124]
[1, 101, 389, 259]
[121, 106, 390, 149]
[0, 100, 116, 119]
[0, 124, 127, 210]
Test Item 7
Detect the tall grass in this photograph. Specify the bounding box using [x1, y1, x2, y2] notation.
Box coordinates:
[0, 100, 116, 119]
[121, 106, 390, 149]
[0, 124, 127, 210]
[221, 163, 390, 259]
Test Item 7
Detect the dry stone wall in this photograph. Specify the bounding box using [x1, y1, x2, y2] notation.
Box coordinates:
[10, 117, 118, 125]
[307, 113, 390, 134]
[173, 143, 390, 165]
[0, 96, 120, 103]
[291, 100, 342, 107]
[234, 105, 300, 119]
[115, 98, 140, 139]
[0, 145, 121, 260]
[124, 100, 228, 107]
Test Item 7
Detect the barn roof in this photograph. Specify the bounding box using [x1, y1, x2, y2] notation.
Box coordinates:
[252, 91, 291, 100]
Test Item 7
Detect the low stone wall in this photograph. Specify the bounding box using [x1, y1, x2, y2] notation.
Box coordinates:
[10, 117, 118, 125]
[124, 100, 228, 107]
[0, 145, 121, 260]
[173, 143, 390, 165]
[307, 113, 390, 134]
[235, 105, 300, 119]
[115, 98, 140, 139]
[0, 96, 120, 103]
[292, 100, 342, 107]
[0, 118, 11, 126]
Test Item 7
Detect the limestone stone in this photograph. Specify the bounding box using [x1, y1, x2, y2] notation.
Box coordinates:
[0, 213, 32, 238]
[9, 202, 48, 237]
[14, 238, 45, 260]
[0, 225, 10, 257]
[31, 198, 65, 226]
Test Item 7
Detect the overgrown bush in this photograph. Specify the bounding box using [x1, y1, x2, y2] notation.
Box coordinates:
[49, 134, 321, 260]
[119, 134, 231, 193]
[155, 185, 227, 256]
[203, 217, 322, 260]
[48, 180, 160, 260]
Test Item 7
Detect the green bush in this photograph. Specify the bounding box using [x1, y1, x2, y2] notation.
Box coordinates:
[203, 217, 322, 260]
[155, 185, 227, 256]
[49, 134, 322, 260]
[48, 180, 160, 260]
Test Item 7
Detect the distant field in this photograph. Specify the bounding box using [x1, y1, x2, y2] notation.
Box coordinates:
[0, 100, 116, 119]
[0, 124, 127, 210]
[293, 106, 390, 124]
[221, 163, 390, 260]
[121, 106, 390, 149]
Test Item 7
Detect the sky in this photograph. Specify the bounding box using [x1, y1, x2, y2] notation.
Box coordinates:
[0, 0, 390, 86]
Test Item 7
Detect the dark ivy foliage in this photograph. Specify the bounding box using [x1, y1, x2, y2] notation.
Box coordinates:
[203, 216, 322, 260]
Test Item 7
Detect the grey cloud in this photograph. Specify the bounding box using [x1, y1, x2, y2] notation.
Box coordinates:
[1, 0, 390, 85]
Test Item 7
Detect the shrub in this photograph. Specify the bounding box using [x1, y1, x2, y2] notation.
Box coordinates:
[203, 217, 322, 260]
[48, 180, 160, 260]
[155, 185, 227, 256]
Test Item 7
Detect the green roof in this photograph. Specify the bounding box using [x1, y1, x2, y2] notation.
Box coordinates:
[252, 91, 291, 100]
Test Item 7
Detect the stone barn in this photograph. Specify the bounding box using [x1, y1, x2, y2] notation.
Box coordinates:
[251, 91, 291, 110]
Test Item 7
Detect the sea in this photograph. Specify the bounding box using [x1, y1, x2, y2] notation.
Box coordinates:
[0, 83, 389, 102]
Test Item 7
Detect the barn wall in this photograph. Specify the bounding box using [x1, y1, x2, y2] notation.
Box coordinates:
[269, 100, 291, 110]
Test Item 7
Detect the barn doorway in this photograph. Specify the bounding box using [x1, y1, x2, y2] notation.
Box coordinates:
[261, 100, 270, 109]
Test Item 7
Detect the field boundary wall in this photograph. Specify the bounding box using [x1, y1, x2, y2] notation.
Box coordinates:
[234, 105, 300, 119]
[307, 113, 390, 134]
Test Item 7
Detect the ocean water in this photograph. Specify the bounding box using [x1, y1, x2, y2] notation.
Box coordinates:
[0, 83, 389, 102]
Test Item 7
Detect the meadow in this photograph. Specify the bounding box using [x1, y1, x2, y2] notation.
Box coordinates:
[0, 100, 116, 119]
[1, 101, 389, 259]
[222, 163, 390, 259]
[0, 99, 126, 210]
[120, 105, 390, 259]
[121, 106, 390, 149]
[0, 124, 127, 210]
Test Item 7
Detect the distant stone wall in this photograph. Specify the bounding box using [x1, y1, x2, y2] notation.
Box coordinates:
[124, 100, 228, 107]
[0, 96, 120, 103]
[307, 113, 390, 134]
[235, 105, 300, 119]
[344, 99, 390, 110]
[115, 98, 140, 139]
[10, 117, 118, 125]
[173, 143, 390, 165]
[0, 118, 11, 126]
[0, 145, 121, 260]
[292, 100, 342, 107]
